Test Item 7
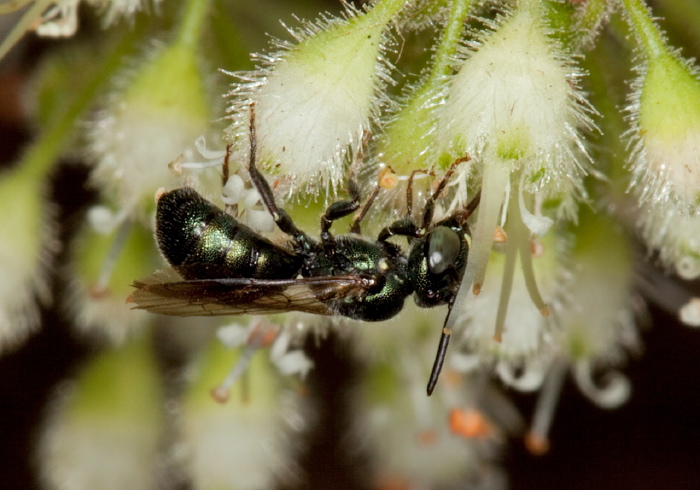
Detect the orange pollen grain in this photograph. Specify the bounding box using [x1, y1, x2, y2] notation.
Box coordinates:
[376, 474, 411, 490]
[493, 226, 508, 243]
[525, 430, 551, 455]
[449, 408, 492, 439]
[210, 386, 230, 404]
[247, 325, 278, 347]
[378, 167, 399, 189]
[530, 239, 544, 257]
[89, 285, 110, 300]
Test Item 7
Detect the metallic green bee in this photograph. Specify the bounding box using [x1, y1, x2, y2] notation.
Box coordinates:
[130, 117, 479, 395]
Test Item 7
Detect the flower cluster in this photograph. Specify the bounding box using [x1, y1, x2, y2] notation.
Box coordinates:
[2, 0, 700, 487]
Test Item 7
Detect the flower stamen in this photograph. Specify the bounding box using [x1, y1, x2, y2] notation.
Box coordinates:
[90, 220, 133, 298]
[211, 321, 279, 404]
[525, 359, 567, 456]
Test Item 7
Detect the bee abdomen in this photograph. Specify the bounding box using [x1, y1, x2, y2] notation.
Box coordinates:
[155, 187, 301, 280]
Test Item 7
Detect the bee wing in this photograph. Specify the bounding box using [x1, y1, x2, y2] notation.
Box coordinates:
[128, 271, 375, 317]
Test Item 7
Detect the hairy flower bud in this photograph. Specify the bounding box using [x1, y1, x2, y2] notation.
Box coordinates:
[89, 40, 211, 218]
[227, 0, 408, 197]
[181, 339, 305, 489]
[627, 43, 700, 214]
[37, 337, 163, 490]
[0, 169, 55, 353]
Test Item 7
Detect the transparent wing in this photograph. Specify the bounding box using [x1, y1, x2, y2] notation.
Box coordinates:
[128, 270, 375, 317]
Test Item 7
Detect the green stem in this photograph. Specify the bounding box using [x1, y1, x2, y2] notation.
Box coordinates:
[176, 0, 212, 50]
[0, 0, 33, 15]
[571, 0, 607, 45]
[0, 0, 53, 61]
[576, 0, 607, 31]
[19, 30, 141, 182]
[619, 0, 668, 59]
[365, 0, 411, 24]
[431, 0, 473, 80]
[494, 222, 518, 343]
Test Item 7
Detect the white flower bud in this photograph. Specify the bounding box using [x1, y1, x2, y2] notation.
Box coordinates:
[181, 339, 306, 489]
[627, 53, 700, 214]
[37, 337, 163, 490]
[0, 170, 56, 353]
[227, 0, 408, 196]
[437, 0, 594, 202]
[89, 40, 211, 217]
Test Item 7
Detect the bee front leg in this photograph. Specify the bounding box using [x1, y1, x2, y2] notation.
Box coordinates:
[320, 175, 361, 247]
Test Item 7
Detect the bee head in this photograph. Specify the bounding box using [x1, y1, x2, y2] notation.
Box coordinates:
[408, 225, 469, 308]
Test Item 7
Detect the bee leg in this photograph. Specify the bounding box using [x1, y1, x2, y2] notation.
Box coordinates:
[378, 217, 421, 242]
[247, 106, 310, 249]
[406, 169, 430, 219]
[321, 176, 361, 246]
[349, 185, 380, 234]
[420, 155, 471, 229]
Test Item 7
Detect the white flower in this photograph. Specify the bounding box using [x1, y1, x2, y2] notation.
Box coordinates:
[554, 212, 639, 408]
[89, 40, 211, 218]
[0, 170, 56, 353]
[643, 200, 700, 279]
[626, 53, 700, 214]
[437, 0, 594, 206]
[226, 0, 408, 197]
[64, 224, 153, 344]
[180, 338, 306, 490]
[351, 348, 506, 489]
[435, 0, 595, 352]
[37, 337, 163, 490]
[622, 0, 700, 214]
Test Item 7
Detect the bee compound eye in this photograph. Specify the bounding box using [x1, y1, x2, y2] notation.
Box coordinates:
[427, 226, 461, 275]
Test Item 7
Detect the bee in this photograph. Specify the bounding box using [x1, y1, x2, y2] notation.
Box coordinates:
[129, 113, 480, 395]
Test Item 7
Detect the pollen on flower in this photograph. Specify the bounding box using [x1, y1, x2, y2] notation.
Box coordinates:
[493, 226, 507, 244]
[433, 1, 593, 337]
[210, 386, 231, 405]
[453, 228, 560, 373]
[351, 346, 502, 488]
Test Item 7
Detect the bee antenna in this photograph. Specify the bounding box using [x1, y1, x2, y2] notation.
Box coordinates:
[427, 300, 455, 396]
